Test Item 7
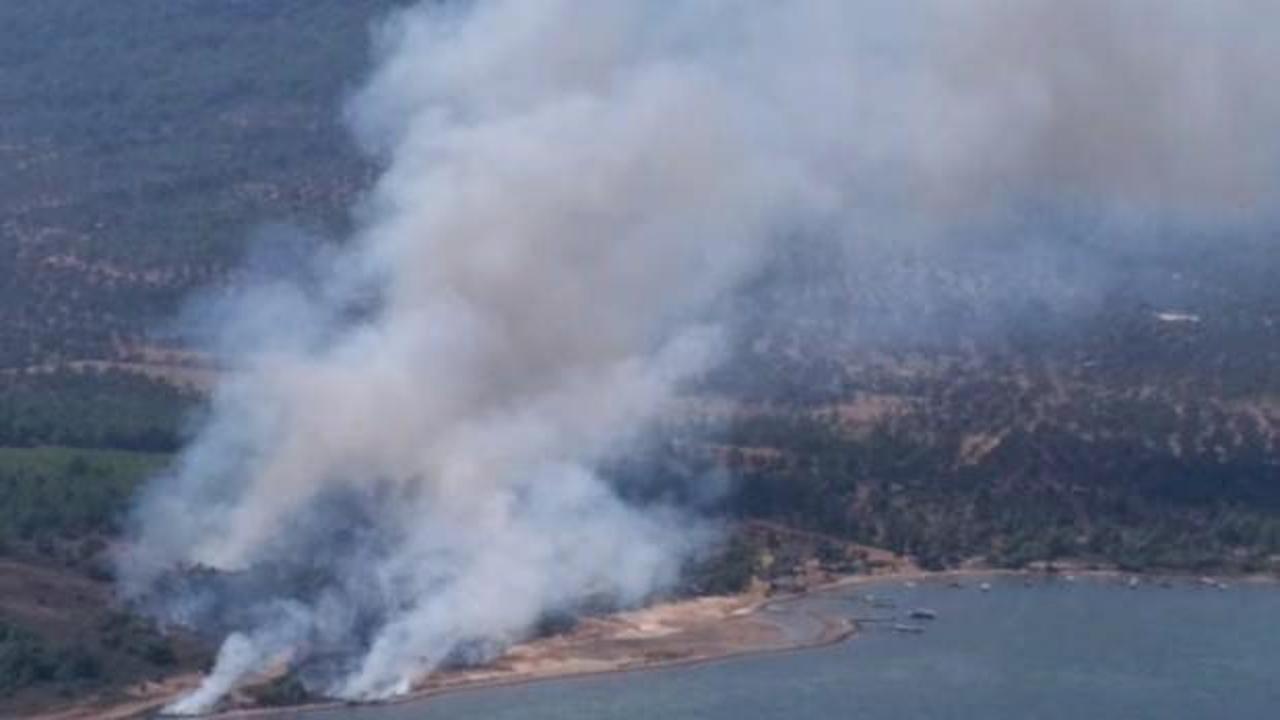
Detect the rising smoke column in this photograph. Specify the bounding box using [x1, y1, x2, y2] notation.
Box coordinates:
[119, 0, 1280, 713]
[124, 1, 846, 712]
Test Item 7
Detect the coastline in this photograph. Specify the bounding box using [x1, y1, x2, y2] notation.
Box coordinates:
[214, 591, 858, 719]
[31, 564, 1277, 720]
[239, 624, 858, 720]
[235, 565, 1278, 719]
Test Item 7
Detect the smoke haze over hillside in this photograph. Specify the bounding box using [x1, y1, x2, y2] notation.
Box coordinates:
[117, 0, 1280, 713]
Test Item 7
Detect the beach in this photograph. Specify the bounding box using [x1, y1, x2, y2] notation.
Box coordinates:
[33, 565, 1277, 720]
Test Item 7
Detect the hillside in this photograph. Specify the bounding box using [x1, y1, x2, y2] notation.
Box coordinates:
[0, 0, 399, 369]
[2, 1, 1279, 715]
[1, 2, 398, 712]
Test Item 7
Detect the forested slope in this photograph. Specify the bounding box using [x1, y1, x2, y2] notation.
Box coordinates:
[1, 0, 399, 367]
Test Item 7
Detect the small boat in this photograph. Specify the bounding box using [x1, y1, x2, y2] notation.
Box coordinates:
[892, 624, 926, 634]
[908, 608, 938, 620]
[849, 616, 897, 624]
[979, 582, 992, 592]
[1127, 577, 1141, 589]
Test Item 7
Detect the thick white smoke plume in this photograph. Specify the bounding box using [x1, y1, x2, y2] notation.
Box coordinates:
[119, 0, 1280, 713]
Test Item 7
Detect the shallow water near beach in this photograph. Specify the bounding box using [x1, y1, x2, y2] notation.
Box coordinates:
[303, 576, 1280, 720]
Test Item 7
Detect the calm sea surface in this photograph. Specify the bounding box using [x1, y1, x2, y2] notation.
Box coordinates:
[302, 576, 1280, 720]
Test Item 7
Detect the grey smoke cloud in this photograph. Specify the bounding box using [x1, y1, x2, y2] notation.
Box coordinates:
[917, 0, 1280, 221]
[119, 0, 1280, 713]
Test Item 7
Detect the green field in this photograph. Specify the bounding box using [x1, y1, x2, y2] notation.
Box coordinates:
[0, 446, 169, 545]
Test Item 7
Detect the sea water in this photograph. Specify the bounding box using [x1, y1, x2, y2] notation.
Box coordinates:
[300, 576, 1280, 720]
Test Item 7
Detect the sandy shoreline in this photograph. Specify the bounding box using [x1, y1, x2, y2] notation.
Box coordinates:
[226, 567, 1278, 719]
[31, 578, 862, 720]
[213, 590, 857, 719]
[32, 565, 1277, 720]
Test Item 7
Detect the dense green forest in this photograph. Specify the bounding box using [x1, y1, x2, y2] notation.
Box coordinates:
[0, 446, 169, 550]
[0, 368, 195, 449]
